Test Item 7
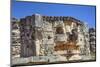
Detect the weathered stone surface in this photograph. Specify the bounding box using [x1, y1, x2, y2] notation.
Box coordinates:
[12, 14, 93, 65]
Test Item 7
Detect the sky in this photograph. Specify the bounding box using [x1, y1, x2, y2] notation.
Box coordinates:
[12, 0, 96, 28]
